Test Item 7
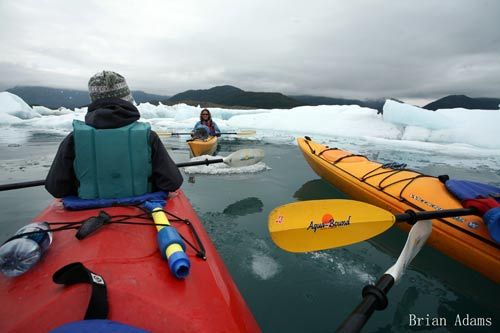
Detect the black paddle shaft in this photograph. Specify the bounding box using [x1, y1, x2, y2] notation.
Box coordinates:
[0, 179, 46, 191]
[170, 132, 236, 136]
[337, 274, 394, 333]
[175, 158, 224, 168]
[0, 159, 225, 191]
[395, 207, 478, 224]
[335, 206, 479, 332]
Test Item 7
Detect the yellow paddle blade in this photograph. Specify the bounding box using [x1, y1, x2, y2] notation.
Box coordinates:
[235, 130, 256, 136]
[268, 199, 396, 252]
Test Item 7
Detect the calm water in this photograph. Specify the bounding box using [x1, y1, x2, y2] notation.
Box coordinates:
[0, 133, 499, 332]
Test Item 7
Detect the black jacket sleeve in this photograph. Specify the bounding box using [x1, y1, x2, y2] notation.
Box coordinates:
[150, 131, 183, 192]
[45, 133, 79, 198]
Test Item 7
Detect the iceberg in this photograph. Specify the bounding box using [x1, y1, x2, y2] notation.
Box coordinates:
[0, 92, 41, 119]
[383, 99, 500, 149]
[0, 92, 499, 151]
[383, 99, 451, 130]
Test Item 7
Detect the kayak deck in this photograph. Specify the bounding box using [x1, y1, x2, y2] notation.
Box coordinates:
[0, 190, 260, 332]
[187, 136, 218, 157]
[298, 137, 500, 283]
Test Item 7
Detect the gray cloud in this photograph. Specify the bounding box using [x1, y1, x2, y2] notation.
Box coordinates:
[1, 0, 499, 102]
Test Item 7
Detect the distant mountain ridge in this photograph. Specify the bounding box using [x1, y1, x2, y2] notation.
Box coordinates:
[169, 87, 395, 112]
[6, 86, 170, 109]
[423, 95, 500, 110]
[3, 86, 499, 112]
[168, 85, 303, 109]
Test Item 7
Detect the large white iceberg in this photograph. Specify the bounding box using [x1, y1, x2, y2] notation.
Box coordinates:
[0, 92, 41, 119]
[383, 99, 500, 149]
[383, 99, 451, 130]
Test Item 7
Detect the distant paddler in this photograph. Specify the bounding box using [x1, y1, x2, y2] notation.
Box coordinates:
[192, 109, 221, 138]
[187, 109, 220, 157]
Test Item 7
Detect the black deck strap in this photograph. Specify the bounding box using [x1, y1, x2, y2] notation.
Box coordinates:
[362, 167, 405, 182]
[359, 159, 404, 182]
[53, 262, 108, 320]
[394, 175, 435, 200]
[361, 165, 383, 181]
[379, 172, 429, 191]
[330, 154, 369, 164]
[378, 169, 407, 189]
[318, 147, 340, 157]
[438, 175, 450, 183]
[303, 137, 316, 154]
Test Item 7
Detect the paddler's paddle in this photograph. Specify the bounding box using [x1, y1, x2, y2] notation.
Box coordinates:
[268, 199, 477, 252]
[158, 130, 256, 137]
[0, 148, 265, 191]
[177, 148, 264, 168]
[337, 220, 432, 332]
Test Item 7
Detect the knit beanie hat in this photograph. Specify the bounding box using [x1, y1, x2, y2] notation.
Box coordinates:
[88, 70, 134, 103]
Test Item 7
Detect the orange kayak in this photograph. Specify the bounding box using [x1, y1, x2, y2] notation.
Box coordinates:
[298, 136, 500, 283]
[0, 190, 260, 332]
[187, 136, 218, 157]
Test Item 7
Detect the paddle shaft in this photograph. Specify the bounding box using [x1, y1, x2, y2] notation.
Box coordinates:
[169, 132, 198, 136]
[168, 132, 239, 136]
[175, 158, 224, 168]
[337, 218, 434, 332]
[0, 180, 46, 191]
[396, 207, 478, 223]
[337, 274, 394, 333]
[0, 159, 225, 191]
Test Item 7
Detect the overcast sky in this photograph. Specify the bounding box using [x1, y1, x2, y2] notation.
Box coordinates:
[0, 0, 499, 105]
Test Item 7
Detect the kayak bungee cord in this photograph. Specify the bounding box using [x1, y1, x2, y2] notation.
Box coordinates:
[1, 209, 207, 260]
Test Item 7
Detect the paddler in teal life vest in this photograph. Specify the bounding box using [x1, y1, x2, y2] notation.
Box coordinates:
[45, 70, 183, 199]
[192, 109, 221, 139]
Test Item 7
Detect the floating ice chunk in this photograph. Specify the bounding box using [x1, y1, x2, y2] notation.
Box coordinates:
[0, 112, 23, 125]
[182, 154, 269, 175]
[251, 252, 280, 280]
[0, 92, 41, 119]
[33, 106, 73, 116]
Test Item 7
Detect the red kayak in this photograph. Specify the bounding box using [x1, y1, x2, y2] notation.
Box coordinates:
[0, 190, 260, 332]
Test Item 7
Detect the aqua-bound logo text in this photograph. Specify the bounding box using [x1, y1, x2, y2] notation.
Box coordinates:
[307, 214, 351, 232]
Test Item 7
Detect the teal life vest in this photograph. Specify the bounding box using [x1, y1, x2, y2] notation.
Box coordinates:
[72, 120, 152, 199]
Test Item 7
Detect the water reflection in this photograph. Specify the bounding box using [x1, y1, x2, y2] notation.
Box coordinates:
[200, 196, 278, 282]
[293, 179, 348, 201]
[223, 197, 263, 216]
